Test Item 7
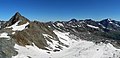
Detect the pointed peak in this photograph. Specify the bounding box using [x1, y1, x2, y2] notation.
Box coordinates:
[107, 18, 112, 21]
[3, 12, 30, 27]
[14, 12, 21, 16]
[100, 18, 109, 22]
[70, 18, 77, 22]
[102, 18, 112, 21]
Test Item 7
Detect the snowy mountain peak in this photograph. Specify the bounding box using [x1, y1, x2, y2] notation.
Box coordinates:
[100, 18, 112, 23]
[3, 12, 30, 28]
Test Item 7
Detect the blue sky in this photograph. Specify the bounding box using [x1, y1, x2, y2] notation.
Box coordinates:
[0, 0, 120, 21]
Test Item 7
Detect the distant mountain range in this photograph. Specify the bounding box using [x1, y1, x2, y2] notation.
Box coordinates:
[0, 12, 120, 58]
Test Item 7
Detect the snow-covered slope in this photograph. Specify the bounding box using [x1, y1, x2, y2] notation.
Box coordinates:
[51, 41, 120, 58]
[12, 43, 50, 58]
[6, 21, 29, 31]
[11, 30, 120, 58]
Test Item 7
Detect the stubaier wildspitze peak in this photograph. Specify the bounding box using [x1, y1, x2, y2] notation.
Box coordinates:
[0, 12, 120, 58]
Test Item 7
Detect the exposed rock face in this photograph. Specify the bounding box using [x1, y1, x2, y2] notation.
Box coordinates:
[1, 12, 120, 58]
[0, 38, 17, 58]
[3, 12, 30, 28]
[0, 21, 6, 29]
[12, 21, 61, 50]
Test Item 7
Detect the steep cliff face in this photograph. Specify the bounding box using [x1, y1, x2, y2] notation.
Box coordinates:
[3, 12, 30, 27]
[1, 12, 120, 58]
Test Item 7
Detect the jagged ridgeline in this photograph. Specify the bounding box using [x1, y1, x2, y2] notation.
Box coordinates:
[0, 12, 120, 58]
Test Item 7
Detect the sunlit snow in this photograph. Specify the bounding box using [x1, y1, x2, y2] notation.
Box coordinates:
[42, 33, 53, 38]
[12, 30, 120, 58]
[6, 21, 29, 31]
[53, 30, 76, 45]
[87, 24, 99, 29]
[57, 23, 64, 27]
[12, 43, 50, 58]
[0, 32, 10, 40]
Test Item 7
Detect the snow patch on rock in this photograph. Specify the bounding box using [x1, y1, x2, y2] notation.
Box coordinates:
[0, 32, 10, 40]
[6, 21, 29, 31]
[12, 32, 15, 34]
[53, 30, 75, 45]
[42, 33, 53, 38]
[57, 23, 64, 27]
[87, 24, 99, 29]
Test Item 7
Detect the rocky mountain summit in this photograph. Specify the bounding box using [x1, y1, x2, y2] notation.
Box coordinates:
[0, 12, 120, 58]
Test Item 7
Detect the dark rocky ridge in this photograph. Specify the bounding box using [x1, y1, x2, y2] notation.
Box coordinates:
[46, 18, 120, 48]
